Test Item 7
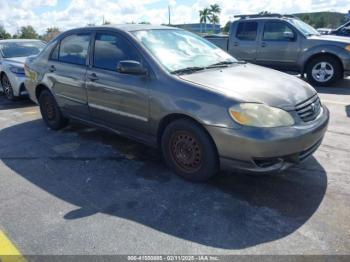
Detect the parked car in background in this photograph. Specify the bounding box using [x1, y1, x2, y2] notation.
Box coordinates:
[0, 39, 45, 100]
[330, 21, 350, 37]
[25, 25, 329, 181]
[206, 14, 350, 86]
[317, 28, 333, 35]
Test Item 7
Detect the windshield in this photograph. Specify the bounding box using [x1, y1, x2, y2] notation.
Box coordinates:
[289, 19, 320, 36]
[0, 41, 45, 58]
[132, 29, 236, 72]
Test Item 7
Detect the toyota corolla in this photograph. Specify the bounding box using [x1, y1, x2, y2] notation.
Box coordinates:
[24, 25, 329, 181]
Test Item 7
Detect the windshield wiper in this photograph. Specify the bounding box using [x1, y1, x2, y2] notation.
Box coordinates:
[171, 66, 205, 75]
[207, 60, 246, 68]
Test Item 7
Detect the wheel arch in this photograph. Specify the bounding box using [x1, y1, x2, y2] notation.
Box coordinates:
[303, 52, 344, 74]
[156, 113, 219, 155]
[35, 84, 50, 101]
[0, 71, 8, 82]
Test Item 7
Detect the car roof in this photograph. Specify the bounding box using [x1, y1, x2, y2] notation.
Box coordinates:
[0, 39, 42, 43]
[65, 24, 179, 33]
[236, 17, 294, 22]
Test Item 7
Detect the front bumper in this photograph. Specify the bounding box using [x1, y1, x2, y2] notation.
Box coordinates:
[343, 58, 350, 77]
[1, 72, 27, 96]
[206, 106, 329, 173]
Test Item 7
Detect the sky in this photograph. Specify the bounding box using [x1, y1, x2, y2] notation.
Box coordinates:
[0, 0, 349, 34]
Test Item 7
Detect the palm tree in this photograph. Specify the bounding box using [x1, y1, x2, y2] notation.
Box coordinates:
[199, 8, 211, 33]
[209, 4, 221, 32]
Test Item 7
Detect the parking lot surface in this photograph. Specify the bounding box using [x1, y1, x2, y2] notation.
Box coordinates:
[0, 79, 349, 255]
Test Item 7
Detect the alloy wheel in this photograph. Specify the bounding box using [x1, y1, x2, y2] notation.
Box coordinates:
[311, 62, 334, 83]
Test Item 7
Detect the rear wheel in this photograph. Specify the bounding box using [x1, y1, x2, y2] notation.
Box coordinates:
[306, 56, 342, 86]
[1, 74, 16, 101]
[161, 119, 219, 182]
[39, 90, 68, 130]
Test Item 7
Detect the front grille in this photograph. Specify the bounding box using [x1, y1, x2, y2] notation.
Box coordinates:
[295, 94, 321, 122]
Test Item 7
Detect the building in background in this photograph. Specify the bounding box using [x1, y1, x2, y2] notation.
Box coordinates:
[173, 23, 221, 34]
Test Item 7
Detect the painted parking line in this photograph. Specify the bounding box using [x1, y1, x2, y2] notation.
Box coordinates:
[321, 99, 349, 106]
[0, 230, 26, 262]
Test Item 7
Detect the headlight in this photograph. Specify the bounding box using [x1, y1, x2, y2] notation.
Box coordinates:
[9, 66, 25, 74]
[229, 103, 295, 127]
[345, 45, 350, 52]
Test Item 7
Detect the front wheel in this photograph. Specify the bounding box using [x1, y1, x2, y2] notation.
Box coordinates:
[39, 90, 68, 130]
[1, 74, 16, 101]
[161, 119, 219, 182]
[306, 56, 342, 86]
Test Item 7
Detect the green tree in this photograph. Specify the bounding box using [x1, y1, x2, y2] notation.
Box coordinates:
[209, 4, 221, 33]
[222, 21, 231, 33]
[315, 16, 325, 28]
[199, 8, 211, 33]
[0, 25, 11, 39]
[42, 27, 60, 42]
[19, 25, 38, 39]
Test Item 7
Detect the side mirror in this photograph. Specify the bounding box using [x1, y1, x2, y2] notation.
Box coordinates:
[117, 60, 147, 75]
[283, 31, 295, 40]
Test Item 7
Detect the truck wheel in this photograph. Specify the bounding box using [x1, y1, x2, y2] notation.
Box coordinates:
[306, 56, 342, 86]
[1, 74, 16, 101]
[161, 119, 219, 182]
[39, 90, 68, 130]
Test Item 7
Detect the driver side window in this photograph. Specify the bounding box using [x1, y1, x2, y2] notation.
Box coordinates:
[93, 33, 141, 71]
[263, 21, 295, 41]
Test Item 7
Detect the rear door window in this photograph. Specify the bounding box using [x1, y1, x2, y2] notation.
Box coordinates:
[236, 22, 258, 41]
[58, 34, 91, 65]
[93, 33, 140, 71]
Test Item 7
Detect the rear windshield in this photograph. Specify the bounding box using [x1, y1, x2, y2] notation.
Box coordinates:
[0, 41, 45, 58]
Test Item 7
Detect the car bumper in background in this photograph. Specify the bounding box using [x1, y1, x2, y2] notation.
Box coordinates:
[206, 106, 330, 173]
[5, 73, 27, 96]
[343, 58, 350, 77]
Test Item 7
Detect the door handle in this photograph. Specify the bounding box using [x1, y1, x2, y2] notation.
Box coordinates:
[49, 65, 56, 72]
[261, 42, 267, 48]
[233, 42, 239, 46]
[87, 73, 99, 81]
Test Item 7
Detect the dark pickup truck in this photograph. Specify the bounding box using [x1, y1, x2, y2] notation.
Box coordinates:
[206, 14, 350, 86]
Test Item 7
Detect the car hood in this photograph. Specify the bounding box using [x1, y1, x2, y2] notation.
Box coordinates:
[3, 57, 26, 66]
[308, 34, 350, 44]
[178, 63, 316, 110]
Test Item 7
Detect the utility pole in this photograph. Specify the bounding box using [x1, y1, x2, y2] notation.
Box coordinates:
[168, 5, 171, 25]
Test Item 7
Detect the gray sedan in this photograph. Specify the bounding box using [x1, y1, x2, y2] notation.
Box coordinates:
[24, 25, 329, 181]
[0, 39, 45, 100]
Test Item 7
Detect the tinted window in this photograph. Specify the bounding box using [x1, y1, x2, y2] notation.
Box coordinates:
[59, 34, 90, 65]
[50, 43, 59, 60]
[263, 22, 294, 40]
[93, 33, 140, 71]
[236, 22, 258, 41]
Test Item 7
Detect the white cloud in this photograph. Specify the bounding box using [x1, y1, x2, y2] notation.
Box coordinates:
[0, 0, 348, 34]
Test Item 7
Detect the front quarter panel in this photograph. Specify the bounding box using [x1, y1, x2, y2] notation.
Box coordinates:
[149, 74, 242, 137]
[299, 43, 350, 71]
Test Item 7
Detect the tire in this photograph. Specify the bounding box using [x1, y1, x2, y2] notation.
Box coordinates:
[161, 119, 219, 182]
[306, 56, 342, 86]
[1, 74, 16, 101]
[39, 90, 68, 130]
